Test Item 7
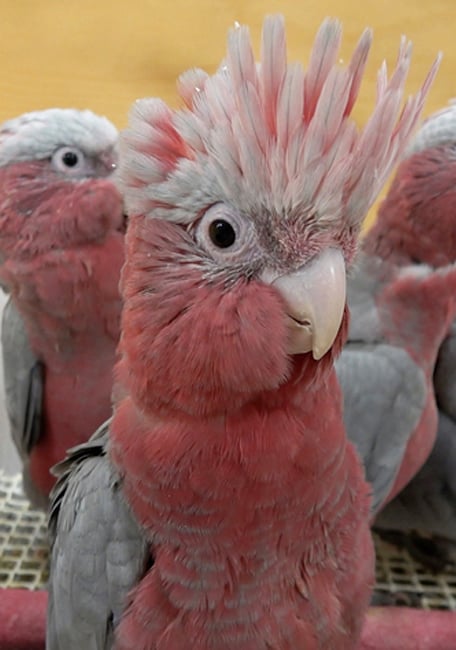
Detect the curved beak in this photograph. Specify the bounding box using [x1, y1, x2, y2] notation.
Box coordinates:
[264, 248, 346, 359]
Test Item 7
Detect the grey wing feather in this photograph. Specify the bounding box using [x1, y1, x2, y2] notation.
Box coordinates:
[1, 298, 43, 458]
[434, 321, 456, 421]
[47, 420, 149, 650]
[336, 343, 427, 514]
[375, 411, 456, 541]
[345, 253, 384, 343]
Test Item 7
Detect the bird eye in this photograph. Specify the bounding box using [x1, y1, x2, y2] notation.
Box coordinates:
[194, 203, 256, 263]
[209, 219, 236, 248]
[51, 146, 85, 175]
[61, 150, 79, 167]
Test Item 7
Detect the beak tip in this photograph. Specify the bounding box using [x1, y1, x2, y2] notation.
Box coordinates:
[312, 347, 325, 361]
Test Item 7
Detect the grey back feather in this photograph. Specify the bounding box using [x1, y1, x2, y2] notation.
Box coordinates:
[376, 316, 456, 540]
[434, 322, 456, 421]
[1, 297, 38, 458]
[47, 420, 149, 650]
[345, 257, 384, 343]
[375, 411, 456, 540]
[337, 344, 426, 513]
[337, 254, 427, 514]
[1, 298, 47, 507]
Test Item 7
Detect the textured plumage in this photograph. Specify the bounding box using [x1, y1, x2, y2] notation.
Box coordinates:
[338, 253, 456, 514]
[47, 16, 439, 650]
[347, 102, 456, 550]
[0, 108, 125, 506]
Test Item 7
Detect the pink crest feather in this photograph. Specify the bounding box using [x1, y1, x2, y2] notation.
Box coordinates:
[119, 15, 440, 229]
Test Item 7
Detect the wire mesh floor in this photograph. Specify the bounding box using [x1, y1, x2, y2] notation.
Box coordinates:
[1, 469, 456, 610]
[0, 470, 48, 589]
[374, 534, 456, 610]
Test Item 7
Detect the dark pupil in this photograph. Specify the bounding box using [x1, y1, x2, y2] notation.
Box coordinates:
[62, 151, 79, 167]
[209, 219, 236, 248]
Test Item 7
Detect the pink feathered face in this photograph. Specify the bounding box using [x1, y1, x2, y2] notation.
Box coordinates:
[0, 159, 124, 260]
[118, 214, 350, 417]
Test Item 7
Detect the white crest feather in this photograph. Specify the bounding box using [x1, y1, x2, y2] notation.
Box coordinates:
[0, 108, 118, 167]
[119, 15, 440, 231]
[405, 99, 456, 157]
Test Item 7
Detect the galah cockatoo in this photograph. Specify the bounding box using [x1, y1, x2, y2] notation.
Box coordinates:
[344, 103, 456, 562]
[337, 254, 456, 516]
[0, 108, 125, 507]
[46, 16, 439, 650]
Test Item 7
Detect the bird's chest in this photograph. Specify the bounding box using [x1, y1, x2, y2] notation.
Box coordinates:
[116, 465, 368, 650]
[115, 399, 345, 559]
[1, 244, 122, 361]
[111, 400, 371, 650]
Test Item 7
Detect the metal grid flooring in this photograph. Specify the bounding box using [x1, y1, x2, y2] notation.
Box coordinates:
[374, 534, 456, 610]
[0, 470, 48, 589]
[1, 469, 456, 610]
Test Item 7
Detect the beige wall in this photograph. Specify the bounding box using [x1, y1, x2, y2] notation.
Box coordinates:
[1, 0, 454, 224]
[2, 1, 453, 124]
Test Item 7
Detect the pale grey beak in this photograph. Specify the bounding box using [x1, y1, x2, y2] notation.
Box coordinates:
[263, 248, 346, 359]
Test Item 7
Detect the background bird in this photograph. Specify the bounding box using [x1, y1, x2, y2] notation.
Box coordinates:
[46, 15, 438, 650]
[0, 108, 125, 507]
[347, 103, 456, 567]
[337, 250, 456, 518]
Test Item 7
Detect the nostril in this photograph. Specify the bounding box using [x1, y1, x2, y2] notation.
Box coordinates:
[288, 314, 311, 328]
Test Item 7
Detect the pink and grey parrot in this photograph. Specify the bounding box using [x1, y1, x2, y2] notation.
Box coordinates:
[336, 251, 456, 518]
[340, 103, 456, 563]
[0, 108, 125, 507]
[46, 16, 438, 650]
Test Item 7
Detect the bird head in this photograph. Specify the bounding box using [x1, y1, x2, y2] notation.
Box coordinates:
[117, 15, 439, 416]
[0, 108, 125, 260]
[365, 102, 456, 268]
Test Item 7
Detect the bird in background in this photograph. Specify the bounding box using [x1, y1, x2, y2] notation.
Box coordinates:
[342, 102, 456, 568]
[46, 15, 439, 650]
[0, 108, 125, 508]
[337, 138, 456, 516]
